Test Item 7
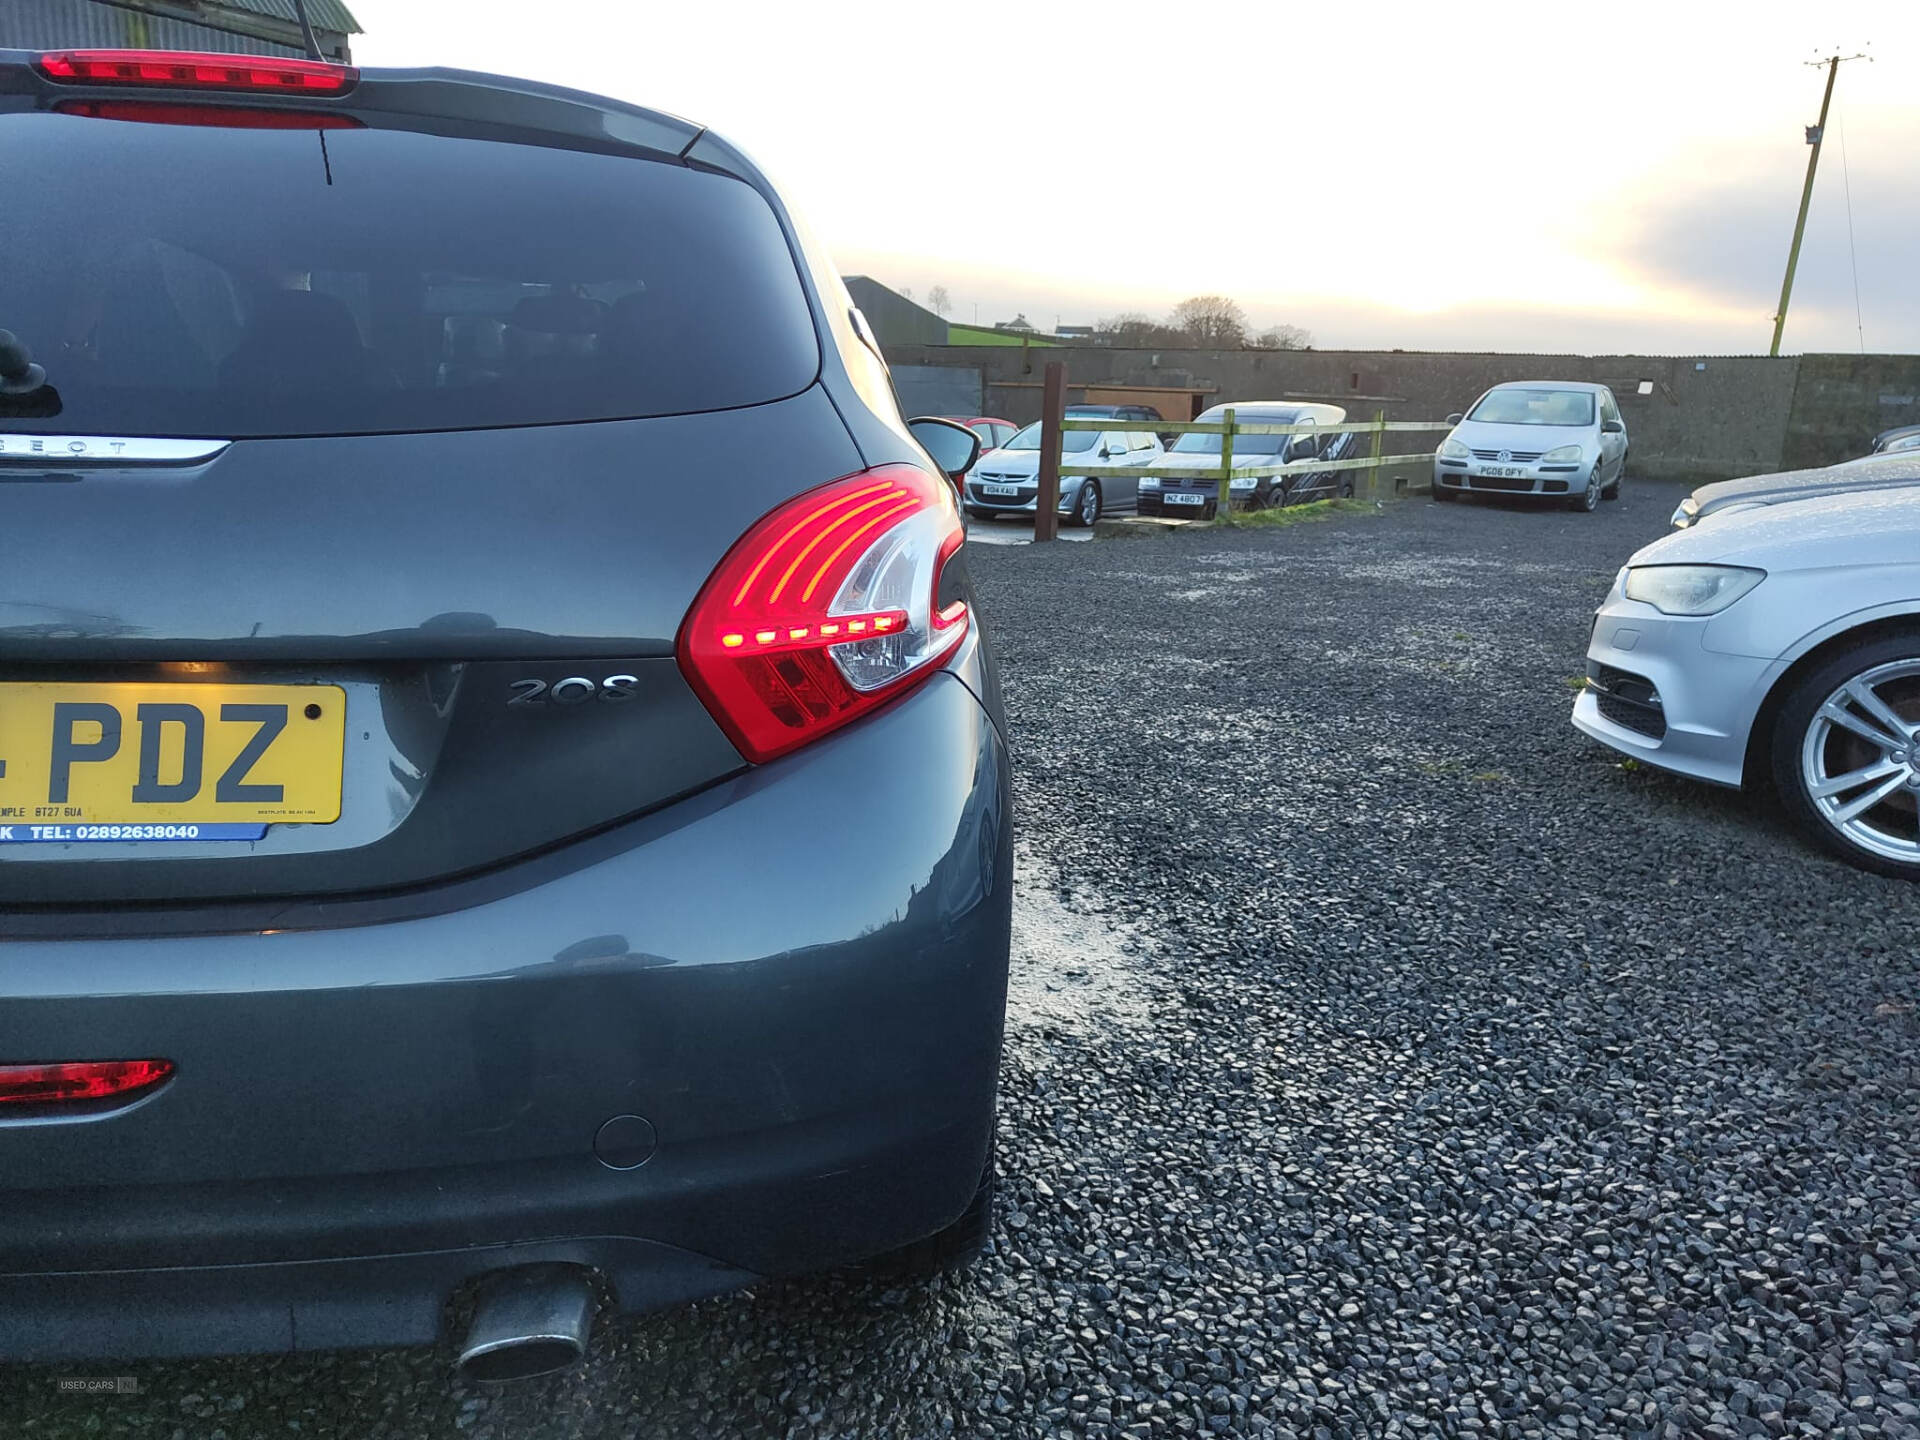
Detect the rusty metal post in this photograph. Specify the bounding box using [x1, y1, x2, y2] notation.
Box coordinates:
[1033, 361, 1067, 543]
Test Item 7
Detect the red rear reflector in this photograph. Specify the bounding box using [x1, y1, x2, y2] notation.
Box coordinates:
[37, 50, 358, 95]
[0, 1058, 175, 1108]
[679, 464, 969, 763]
[55, 99, 361, 130]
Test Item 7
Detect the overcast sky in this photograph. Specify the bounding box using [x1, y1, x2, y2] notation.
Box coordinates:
[352, 0, 1918, 355]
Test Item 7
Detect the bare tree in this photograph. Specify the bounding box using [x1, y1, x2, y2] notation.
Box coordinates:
[927, 285, 952, 318]
[1167, 295, 1248, 347]
[1095, 311, 1182, 346]
[1250, 323, 1313, 351]
[899, 286, 913, 303]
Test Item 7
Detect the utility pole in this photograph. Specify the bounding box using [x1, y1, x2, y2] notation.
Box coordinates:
[1769, 49, 1870, 357]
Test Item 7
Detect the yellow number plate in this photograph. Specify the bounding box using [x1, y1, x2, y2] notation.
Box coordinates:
[0, 683, 345, 837]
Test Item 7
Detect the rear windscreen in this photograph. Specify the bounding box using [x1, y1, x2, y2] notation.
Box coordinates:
[0, 111, 821, 437]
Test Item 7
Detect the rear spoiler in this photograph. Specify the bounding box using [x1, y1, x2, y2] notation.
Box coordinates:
[0, 50, 722, 171]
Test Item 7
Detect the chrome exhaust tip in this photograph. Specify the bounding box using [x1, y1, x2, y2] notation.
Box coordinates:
[455, 1267, 596, 1382]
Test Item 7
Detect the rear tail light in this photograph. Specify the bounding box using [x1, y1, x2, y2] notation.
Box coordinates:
[36, 50, 358, 95]
[54, 100, 362, 129]
[0, 1058, 175, 1108]
[678, 464, 969, 763]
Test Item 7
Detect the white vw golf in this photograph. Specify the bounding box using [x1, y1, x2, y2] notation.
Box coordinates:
[1574, 487, 1920, 879]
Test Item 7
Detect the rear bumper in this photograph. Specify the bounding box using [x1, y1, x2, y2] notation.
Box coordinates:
[0, 668, 1012, 1362]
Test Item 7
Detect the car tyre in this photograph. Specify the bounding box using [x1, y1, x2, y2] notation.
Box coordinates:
[1069, 480, 1101, 528]
[1569, 469, 1602, 512]
[1432, 482, 1457, 503]
[861, 1130, 996, 1279]
[1769, 631, 1920, 881]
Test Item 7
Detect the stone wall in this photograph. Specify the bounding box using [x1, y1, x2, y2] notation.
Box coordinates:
[1779, 355, 1920, 470]
[884, 345, 1809, 484]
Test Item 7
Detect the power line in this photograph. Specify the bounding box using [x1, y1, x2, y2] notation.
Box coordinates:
[1835, 101, 1866, 353]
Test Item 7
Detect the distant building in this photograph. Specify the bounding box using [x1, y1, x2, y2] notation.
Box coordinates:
[1, 0, 362, 62]
[998, 314, 1037, 333]
[844, 276, 949, 348]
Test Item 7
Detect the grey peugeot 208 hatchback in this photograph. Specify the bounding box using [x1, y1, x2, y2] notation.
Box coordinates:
[0, 49, 1011, 1377]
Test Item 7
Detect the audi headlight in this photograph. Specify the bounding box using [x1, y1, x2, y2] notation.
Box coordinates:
[1623, 565, 1765, 616]
[1670, 496, 1700, 529]
[1438, 438, 1470, 460]
[1541, 444, 1585, 463]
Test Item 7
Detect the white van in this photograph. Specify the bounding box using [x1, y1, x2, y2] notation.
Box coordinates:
[1138, 402, 1353, 517]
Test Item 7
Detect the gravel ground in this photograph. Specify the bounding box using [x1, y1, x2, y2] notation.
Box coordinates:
[6, 480, 1918, 1440]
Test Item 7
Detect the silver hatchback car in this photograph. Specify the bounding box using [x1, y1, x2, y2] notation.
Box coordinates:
[1433, 381, 1628, 512]
[0, 47, 1010, 1376]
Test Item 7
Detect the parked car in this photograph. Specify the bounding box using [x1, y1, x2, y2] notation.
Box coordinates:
[1137, 402, 1353, 517]
[1871, 423, 1920, 454]
[1067, 402, 1173, 445]
[1573, 487, 1920, 879]
[1433, 381, 1627, 511]
[964, 419, 1163, 526]
[943, 415, 1020, 460]
[1066, 403, 1165, 425]
[0, 48, 1011, 1375]
[1068, 402, 1175, 446]
[1670, 451, 1920, 529]
[1879, 431, 1920, 455]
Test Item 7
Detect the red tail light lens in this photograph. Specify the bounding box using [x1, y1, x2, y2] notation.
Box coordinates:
[37, 50, 358, 95]
[55, 99, 362, 129]
[0, 1058, 175, 1108]
[679, 464, 969, 763]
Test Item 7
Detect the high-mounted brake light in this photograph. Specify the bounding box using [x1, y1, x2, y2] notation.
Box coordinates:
[0, 1058, 175, 1108]
[55, 99, 362, 130]
[36, 50, 358, 96]
[679, 465, 970, 763]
